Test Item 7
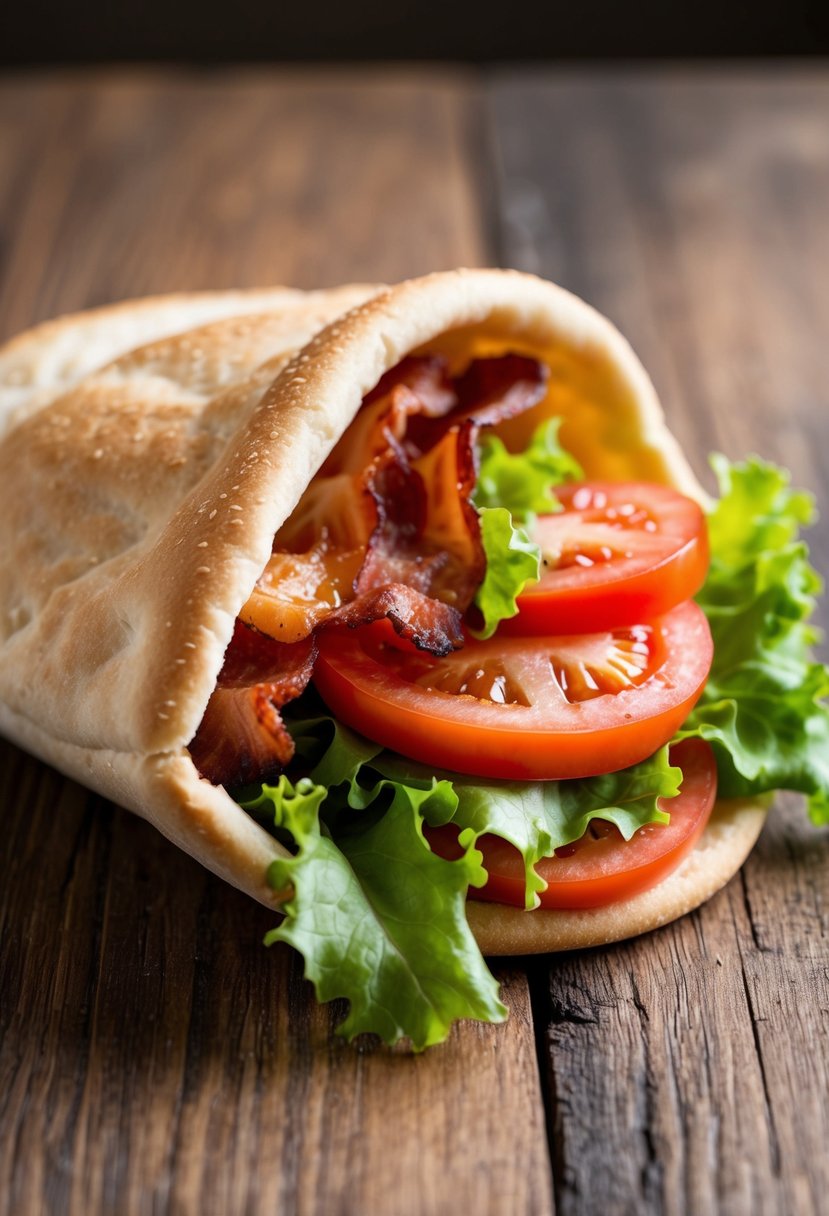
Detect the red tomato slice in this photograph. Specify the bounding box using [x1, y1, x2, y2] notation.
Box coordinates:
[500, 481, 709, 635]
[427, 739, 717, 909]
[313, 602, 712, 781]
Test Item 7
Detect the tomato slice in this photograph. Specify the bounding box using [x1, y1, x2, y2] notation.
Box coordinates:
[427, 739, 717, 909]
[313, 601, 712, 781]
[500, 481, 709, 635]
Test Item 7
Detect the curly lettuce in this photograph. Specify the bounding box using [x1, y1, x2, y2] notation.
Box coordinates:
[243, 771, 505, 1049]
[240, 714, 676, 1047]
[472, 506, 540, 638]
[473, 419, 583, 521]
[678, 457, 829, 823]
[470, 420, 583, 636]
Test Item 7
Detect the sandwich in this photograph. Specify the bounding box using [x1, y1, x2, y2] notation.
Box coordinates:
[1, 269, 826, 1048]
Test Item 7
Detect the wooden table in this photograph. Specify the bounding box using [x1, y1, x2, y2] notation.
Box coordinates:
[1, 66, 828, 1216]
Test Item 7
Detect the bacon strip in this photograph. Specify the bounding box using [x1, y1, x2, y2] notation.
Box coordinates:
[408, 421, 485, 607]
[455, 354, 549, 426]
[320, 356, 457, 478]
[240, 542, 365, 644]
[189, 623, 317, 788]
[191, 353, 548, 787]
[405, 354, 549, 453]
[328, 584, 463, 656]
[363, 354, 458, 415]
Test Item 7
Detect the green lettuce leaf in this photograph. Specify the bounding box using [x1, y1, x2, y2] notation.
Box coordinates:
[242, 770, 506, 1050]
[472, 506, 540, 639]
[376, 745, 679, 909]
[469, 419, 584, 636]
[235, 714, 678, 1044]
[704, 453, 815, 564]
[677, 456, 829, 823]
[290, 714, 677, 909]
[473, 419, 584, 522]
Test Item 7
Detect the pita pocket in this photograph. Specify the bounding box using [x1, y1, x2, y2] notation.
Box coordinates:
[0, 270, 767, 957]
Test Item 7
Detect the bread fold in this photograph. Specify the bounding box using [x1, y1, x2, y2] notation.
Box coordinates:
[0, 270, 766, 947]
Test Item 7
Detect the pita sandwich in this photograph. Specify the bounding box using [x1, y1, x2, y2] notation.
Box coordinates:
[0, 269, 767, 958]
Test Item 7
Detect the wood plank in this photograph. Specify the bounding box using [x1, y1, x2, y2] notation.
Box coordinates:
[0, 69, 554, 1216]
[492, 68, 829, 1215]
[0, 67, 486, 339]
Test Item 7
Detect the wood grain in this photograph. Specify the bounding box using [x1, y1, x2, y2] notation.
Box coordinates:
[0, 769, 550, 1216]
[0, 68, 553, 1216]
[0, 68, 486, 336]
[2, 65, 828, 1216]
[491, 68, 829, 1216]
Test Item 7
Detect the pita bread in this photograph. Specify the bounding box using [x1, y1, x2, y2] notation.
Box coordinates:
[0, 269, 768, 954]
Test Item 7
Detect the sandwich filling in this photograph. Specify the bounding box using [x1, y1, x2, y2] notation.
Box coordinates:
[187, 350, 829, 1048]
[190, 353, 549, 786]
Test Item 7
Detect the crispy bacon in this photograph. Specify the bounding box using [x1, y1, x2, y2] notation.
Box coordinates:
[241, 542, 365, 644]
[328, 583, 463, 655]
[191, 353, 549, 787]
[455, 353, 548, 423]
[262, 354, 545, 632]
[405, 354, 548, 453]
[362, 354, 458, 415]
[408, 421, 485, 607]
[246, 447, 429, 646]
[321, 356, 457, 477]
[363, 443, 427, 554]
[189, 623, 317, 788]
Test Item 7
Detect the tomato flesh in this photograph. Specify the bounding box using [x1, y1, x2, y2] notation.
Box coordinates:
[501, 481, 709, 635]
[427, 739, 717, 909]
[313, 601, 712, 781]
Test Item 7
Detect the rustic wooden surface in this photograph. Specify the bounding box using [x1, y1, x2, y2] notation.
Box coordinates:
[0, 66, 827, 1215]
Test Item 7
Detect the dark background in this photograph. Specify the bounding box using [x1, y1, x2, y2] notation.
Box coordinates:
[2, 0, 828, 63]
